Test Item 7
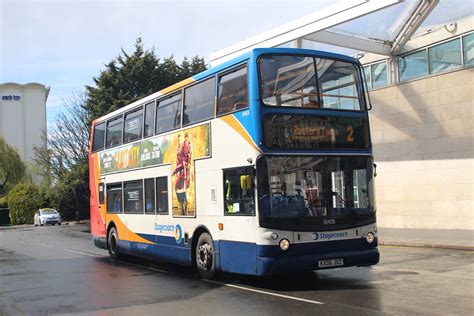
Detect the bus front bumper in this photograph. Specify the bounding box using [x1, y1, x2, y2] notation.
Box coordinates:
[256, 248, 379, 275]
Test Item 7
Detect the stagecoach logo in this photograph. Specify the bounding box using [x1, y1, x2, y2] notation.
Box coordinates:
[175, 224, 183, 244]
[314, 231, 349, 241]
[154, 223, 175, 233]
[154, 223, 183, 244]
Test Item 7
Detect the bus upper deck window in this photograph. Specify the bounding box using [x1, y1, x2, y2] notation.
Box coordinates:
[105, 116, 123, 148]
[92, 122, 105, 152]
[317, 59, 363, 111]
[123, 107, 143, 143]
[217, 65, 248, 115]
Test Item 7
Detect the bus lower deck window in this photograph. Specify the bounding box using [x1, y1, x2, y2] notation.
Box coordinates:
[223, 167, 255, 215]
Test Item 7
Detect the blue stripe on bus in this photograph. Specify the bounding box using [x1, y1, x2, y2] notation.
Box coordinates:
[191, 52, 251, 81]
[119, 234, 378, 276]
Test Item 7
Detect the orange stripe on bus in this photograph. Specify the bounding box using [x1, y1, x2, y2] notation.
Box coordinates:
[107, 214, 155, 245]
[158, 77, 195, 95]
[220, 115, 260, 152]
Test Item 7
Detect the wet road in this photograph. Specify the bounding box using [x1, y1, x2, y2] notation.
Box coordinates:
[0, 224, 473, 315]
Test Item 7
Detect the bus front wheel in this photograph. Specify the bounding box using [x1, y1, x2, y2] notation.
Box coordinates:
[195, 232, 215, 279]
[108, 227, 121, 261]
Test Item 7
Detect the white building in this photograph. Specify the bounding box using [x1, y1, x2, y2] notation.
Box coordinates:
[0, 82, 49, 163]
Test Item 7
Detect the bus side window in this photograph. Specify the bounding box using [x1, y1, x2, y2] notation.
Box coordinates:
[144, 178, 155, 214]
[92, 122, 105, 152]
[156, 177, 169, 215]
[217, 65, 248, 116]
[223, 167, 255, 215]
[98, 183, 105, 205]
[183, 77, 215, 126]
[106, 183, 122, 214]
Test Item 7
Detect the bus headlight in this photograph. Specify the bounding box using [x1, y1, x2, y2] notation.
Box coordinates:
[365, 232, 375, 244]
[279, 238, 290, 251]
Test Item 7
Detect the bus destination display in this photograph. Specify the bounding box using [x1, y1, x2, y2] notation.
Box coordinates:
[263, 115, 370, 150]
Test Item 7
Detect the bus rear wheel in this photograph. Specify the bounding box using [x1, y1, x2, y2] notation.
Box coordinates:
[195, 232, 215, 279]
[108, 227, 121, 261]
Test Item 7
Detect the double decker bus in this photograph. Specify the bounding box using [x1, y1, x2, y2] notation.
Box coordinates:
[89, 48, 379, 278]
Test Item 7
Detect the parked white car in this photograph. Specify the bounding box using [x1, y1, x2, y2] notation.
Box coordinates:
[34, 208, 62, 226]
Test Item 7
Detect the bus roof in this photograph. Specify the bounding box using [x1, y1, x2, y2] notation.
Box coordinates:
[93, 47, 358, 124]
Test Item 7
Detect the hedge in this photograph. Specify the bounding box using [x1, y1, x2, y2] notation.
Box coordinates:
[7, 183, 41, 225]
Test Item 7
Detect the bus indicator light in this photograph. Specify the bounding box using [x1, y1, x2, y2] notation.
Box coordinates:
[218, 223, 224, 230]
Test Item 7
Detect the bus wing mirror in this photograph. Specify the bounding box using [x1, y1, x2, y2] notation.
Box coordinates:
[374, 163, 377, 177]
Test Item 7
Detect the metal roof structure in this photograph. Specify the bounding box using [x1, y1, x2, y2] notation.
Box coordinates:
[210, 0, 467, 66]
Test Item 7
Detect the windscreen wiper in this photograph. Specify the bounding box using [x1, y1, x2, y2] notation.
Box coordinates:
[315, 191, 358, 218]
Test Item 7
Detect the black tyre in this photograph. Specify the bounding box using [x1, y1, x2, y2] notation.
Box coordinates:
[195, 232, 215, 279]
[108, 227, 121, 260]
[58, 222, 62, 226]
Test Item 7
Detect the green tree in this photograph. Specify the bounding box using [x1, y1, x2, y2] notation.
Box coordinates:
[0, 136, 26, 197]
[7, 182, 41, 225]
[84, 37, 207, 120]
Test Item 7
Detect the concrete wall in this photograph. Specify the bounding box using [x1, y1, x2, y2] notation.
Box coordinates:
[0, 83, 48, 163]
[369, 67, 473, 230]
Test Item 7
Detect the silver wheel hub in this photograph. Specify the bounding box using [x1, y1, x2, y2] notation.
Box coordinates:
[197, 242, 212, 271]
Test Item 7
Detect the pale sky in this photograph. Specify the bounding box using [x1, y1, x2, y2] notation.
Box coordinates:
[1, 0, 471, 126]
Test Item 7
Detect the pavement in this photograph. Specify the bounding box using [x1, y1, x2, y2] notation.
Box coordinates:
[378, 227, 474, 251]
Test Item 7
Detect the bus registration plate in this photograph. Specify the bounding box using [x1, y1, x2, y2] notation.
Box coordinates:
[318, 258, 344, 268]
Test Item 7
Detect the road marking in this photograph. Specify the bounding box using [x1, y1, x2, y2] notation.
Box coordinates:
[115, 260, 323, 305]
[39, 243, 53, 248]
[203, 279, 325, 305]
[63, 249, 101, 257]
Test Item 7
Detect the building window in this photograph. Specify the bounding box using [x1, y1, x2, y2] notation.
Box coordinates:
[429, 38, 462, 74]
[106, 183, 122, 213]
[397, 33, 474, 82]
[463, 33, 474, 66]
[398, 50, 429, 81]
[217, 65, 248, 115]
[144, 178, 155, 214]
[123, 181, 143, 214]
[363, 61, 388, 90]
[156, 94, 181, 134]
[105, 116, 123, 148]
[363, 65, 371, 89]
[123, 107, 143, 143]
[92, 122, 105, 152]
[144, 101, 155, 138]
[156, 177, 169, 215]
[183, 78, 215, 126]
[223, 167, 255, 215]
[371, 61, 388, 89]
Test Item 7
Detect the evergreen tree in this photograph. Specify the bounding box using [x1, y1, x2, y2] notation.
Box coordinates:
[84, 37, 208, 120]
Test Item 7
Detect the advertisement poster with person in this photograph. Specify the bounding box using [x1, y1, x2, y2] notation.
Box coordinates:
[171, 124, 210, 217]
